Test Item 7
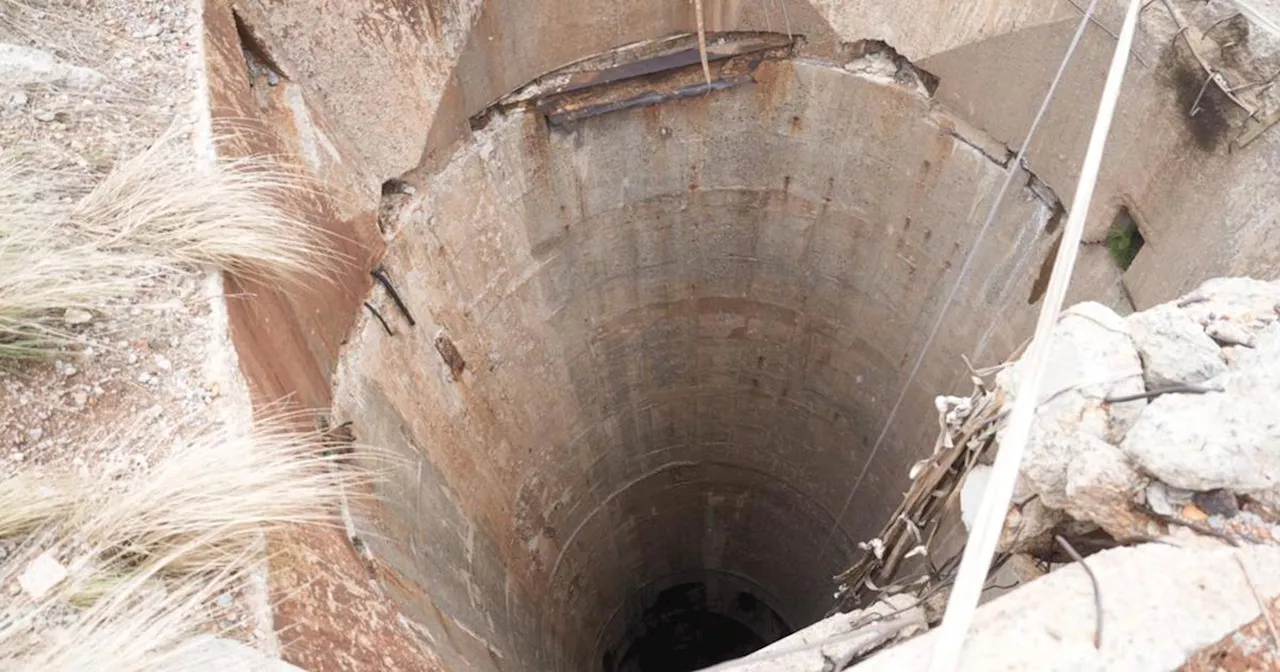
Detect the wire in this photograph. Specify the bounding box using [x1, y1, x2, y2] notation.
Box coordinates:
[816, 0, 1102, 560]
[926, 1, 1144, 669]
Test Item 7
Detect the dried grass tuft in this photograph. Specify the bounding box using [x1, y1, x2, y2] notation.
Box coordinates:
[0, 129, 341, 358]
[69, 130, 344, 285]
[0, 411, 381, 671]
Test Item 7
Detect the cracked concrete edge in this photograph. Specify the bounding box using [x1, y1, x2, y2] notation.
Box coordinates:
[190, 0, 281, 658]
[848, 542, 1280, 671]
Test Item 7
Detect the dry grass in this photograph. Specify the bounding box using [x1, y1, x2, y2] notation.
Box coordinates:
[0, 412, 381, 671]
[69, 130, 344, 285]
[0, 131, 340, 359]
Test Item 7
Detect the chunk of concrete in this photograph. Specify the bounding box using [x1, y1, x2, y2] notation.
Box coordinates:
[162, 636, 303, 672]
[1121, 386, 1280, 493]
[1125, 303, 1226, 388]
[0, 44, 103, 90]
[708, 594, 925, 671]
[18, 550, 67, 600]
[848, 544, 1280, 672]
[995, 303, 1145, 518]
[997, 302, 1146, 446]
[1179, 277, 1280, 329]
[1061, 437, 1147, 538]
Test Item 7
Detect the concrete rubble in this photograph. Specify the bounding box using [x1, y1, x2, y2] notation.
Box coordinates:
[849, 543, 1280, 671]
[995, 277, 1280, 545]
[826, 278, 1280, 671]
[708, 594, 926, 672]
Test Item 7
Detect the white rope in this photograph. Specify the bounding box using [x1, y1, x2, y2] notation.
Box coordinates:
[926, 1, 1144, 669]
[816, 0, 1100, 558]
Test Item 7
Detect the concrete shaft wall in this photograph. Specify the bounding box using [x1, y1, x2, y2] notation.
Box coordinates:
[333, 60, 1061, 671]
[197, 0, 1280, 669]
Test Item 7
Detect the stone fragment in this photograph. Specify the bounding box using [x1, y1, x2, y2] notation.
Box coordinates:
[1179, 277, 1280, 329]
[1125, 303, 1226, 388]
[1062, 436, 1145, 533]
[997, 302, 1146, 446]
[1145, 481, 1193, 517]
[1205, 320, 1255, 348]
[1121, 383, 1280, 493]
[62, 308, 93, 326]
[0, 44, 103, 90]
[18, 551, 67, 600]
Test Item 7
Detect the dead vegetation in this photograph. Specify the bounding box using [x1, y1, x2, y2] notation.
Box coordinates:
[0, 412, 380, 671]
[0, 130, 338, 358]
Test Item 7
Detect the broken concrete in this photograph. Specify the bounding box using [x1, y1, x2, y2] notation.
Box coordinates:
[994, 302, 1145, 515]
[190, 0, 1280, 666]
[1125, 304, 1227, 388]
[849, 543, 1280, 671]
[990, 279, 1280, 545]
[708, 594, 926, 672]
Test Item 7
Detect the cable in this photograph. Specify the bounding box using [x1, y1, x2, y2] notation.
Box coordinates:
[926, 1, 1144, 669]
[817, 0, 1101, 559]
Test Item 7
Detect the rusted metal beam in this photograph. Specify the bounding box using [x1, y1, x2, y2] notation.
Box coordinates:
[535, 41, 789, 127]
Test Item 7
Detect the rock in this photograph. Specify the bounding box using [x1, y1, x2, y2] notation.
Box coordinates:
[1205, 320, 1255, 348]
[1145, 481, 1193, 517]
[71, 390, 88, 407]
[1192, 489, 1238, 517]
[133, 22, 164, 39]
[26, 427, 43, 442]
[997, 302, 1146, 445]
[0, 44, 103, 90]
[62, 308, 93, 326]
[1121, 385, 1280, 493]
[960, 465, 993, 532]
[849, 544, 1280, 672]
[730, 594, 926, 671]
[18, 551, 68, 600]
[1061, 438, 1146, 538]
[216, 592, 233, 608]
[1125, 303, 1226, 388]
[3, 90, 27, 109]
[33, 110, 55, 122]
[999, 495, 1068, 554]
[1179, 277, 1280, 329]
[995, 303, 1146, 523]
[160, 635, 303, 672]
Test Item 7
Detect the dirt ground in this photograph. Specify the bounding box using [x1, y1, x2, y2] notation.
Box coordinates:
[0, 0, 270, 648]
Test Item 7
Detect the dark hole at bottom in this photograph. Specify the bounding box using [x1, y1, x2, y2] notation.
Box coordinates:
[629, 610, 763, 672]
[606, 582, 790, 672]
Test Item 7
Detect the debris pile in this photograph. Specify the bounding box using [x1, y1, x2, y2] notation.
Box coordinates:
[832, 277, 1280, 668]
[993, 277, 1280, 558]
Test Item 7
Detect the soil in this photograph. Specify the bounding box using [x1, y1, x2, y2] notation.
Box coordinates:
[0, 0, 264, 651]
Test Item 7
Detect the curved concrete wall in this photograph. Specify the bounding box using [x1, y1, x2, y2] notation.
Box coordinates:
[332, 60, 1059, 671]
[197, 0, 1280, 669]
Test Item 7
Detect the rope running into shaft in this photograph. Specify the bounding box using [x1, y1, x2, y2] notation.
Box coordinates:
[816, 0, 1102, 559]
[927, 1, 1144, 668]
